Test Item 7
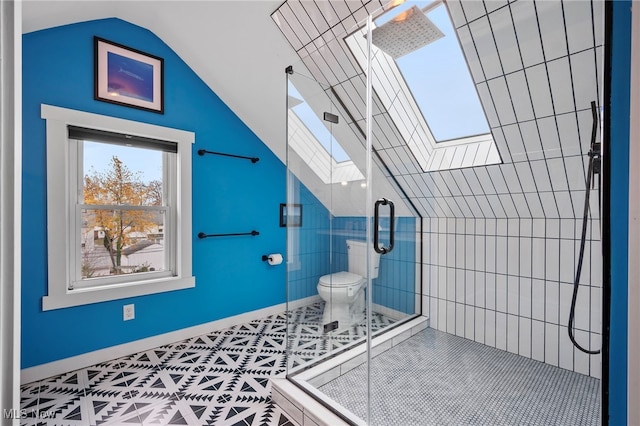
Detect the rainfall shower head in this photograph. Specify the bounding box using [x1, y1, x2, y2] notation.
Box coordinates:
[371, 5, 444, 59]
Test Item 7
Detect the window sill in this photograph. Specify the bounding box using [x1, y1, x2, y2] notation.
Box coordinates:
[42, 275, 195, 311]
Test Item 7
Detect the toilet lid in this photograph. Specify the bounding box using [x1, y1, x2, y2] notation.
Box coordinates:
[318, 271, 362, 287]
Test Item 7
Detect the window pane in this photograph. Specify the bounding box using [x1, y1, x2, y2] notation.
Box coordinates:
[83, 140, 164, 206]
[81, 208, 166, 278]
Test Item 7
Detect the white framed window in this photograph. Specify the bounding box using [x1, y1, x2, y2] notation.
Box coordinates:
[41, 104, 195, 310]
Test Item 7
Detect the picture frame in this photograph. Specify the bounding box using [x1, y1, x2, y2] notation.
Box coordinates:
[280, 203, 302, 227]
[94, 37, 164, 114]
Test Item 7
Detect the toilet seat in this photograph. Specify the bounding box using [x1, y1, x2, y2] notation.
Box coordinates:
[318, 271, 363, 287]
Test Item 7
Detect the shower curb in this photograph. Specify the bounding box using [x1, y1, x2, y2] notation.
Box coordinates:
[271, 316, 429, 425]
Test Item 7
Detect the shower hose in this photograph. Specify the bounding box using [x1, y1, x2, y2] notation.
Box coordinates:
[568, 100, 601, 355]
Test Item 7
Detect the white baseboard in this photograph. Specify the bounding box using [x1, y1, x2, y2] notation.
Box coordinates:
[21, 295, 321, 384]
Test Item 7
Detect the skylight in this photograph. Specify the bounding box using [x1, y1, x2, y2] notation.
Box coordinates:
[287, 80, 364, 184]
[342, 0, 501, 171]
[376, 1, 490, 142]
[288, 83, 350, 163]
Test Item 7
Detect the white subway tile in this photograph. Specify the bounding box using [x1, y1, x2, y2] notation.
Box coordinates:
[486, 310, 496, 347]
[507, 314, 519, 354]
[591, 287, 602, 334]
[531, 279, 545, 321]
[532, 320, 545, 361]
[574, 281, 592, 331]
[486, 236, 497, 273]
[520, 237, 532, 278]
[429, 297, 438, 329]
[447, 234, 456, 268]
[447, 301, 456, 334]
[573, 330, 591, 375]
[507, 276, 520, 315]
[486, 219, 497, 236]
[496, 237, 508, 274]
[447, 268, 456, 301]
[591, 240, 602, 287]
[456, 269, 465, 304]
[546, 238, 560, 282]
[466, 270, 475, 305]
[533, 218, 546, 238]
[475, 272, 486, 308]
[486, 274, 497, 310]
[547, 218, 560, 238]
[496, 275, 507, 312]
[580, 242, 592, 285]
[508, 237, 520, 276]
[559, 283, 573, 329]
[465, 235, 475, 270]
[438, 299, 448, 332]
[559, 326, 574, 371]
[519, 317, 532, 358]
[456, 303, 465, 337]
[545, 281, 560, 324]
[439, 267, 447, 301]
[475, 308, 485, 344]
[519, 278, 532, 318]
[532, 238, 546, 280]
[456, 234, 465, 268]
[447, 218, 456, 234]
[560, 239, 576, 284]
[590, 334, 602, 379]
[545, 323, 559, 367]
[465, 305, 475, 340]
[475, 235, 486, 270]
[496, 312, 507, 351]
[520, 218, 533, 237]
[560, 218, 576, 239]
[495, 220, 506, 237]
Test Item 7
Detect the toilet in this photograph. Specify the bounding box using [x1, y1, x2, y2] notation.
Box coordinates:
[317, 240, 381, 329]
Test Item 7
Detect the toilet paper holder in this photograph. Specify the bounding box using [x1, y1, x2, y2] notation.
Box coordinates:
[262, 254, 283, 265]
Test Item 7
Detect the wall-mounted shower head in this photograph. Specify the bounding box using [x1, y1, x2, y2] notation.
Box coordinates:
[371, 5, 444, 59]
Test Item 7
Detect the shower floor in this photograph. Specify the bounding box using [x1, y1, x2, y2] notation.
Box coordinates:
[319, 328, 600, 426]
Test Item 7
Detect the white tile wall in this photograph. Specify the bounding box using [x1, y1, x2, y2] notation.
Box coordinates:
[422, 217, 601, 378]
[276, 0, 604, 381]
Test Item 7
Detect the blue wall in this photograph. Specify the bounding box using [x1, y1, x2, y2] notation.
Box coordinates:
[22, 18, 288, 368]
[608, 1, 631, 423]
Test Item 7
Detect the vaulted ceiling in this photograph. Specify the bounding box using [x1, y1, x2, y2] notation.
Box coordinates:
[23, 0, 604, 220]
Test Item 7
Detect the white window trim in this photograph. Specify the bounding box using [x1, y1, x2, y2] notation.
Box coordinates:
[41, 104, 195, 310]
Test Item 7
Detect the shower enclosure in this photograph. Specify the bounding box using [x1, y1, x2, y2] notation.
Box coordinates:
[277, 1, 603, 424]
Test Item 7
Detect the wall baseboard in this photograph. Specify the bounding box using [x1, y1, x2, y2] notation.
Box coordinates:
[21, 295, 321, 384]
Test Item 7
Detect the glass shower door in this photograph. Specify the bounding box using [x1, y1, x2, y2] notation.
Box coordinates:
[284, 9, 421, 424]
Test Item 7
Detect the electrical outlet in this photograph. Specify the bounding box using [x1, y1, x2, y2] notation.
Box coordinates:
[123, 304, 135, 321]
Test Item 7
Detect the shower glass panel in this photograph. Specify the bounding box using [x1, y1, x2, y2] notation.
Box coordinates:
[284, 5, 422, 424]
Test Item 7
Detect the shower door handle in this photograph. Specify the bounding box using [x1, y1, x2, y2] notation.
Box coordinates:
[374, 198, 395, 254]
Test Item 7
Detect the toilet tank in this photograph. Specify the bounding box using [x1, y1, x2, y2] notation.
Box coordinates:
[346, 239, 381, 279]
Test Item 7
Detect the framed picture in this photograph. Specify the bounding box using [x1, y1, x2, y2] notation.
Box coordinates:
[94, 37, 164, 113]
[280, 204, 302, 227]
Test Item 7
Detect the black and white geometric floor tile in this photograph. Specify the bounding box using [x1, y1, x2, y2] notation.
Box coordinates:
[20, 303, 392, 426]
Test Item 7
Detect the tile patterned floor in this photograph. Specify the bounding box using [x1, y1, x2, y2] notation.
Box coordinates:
[319, 328, 601, 426]
[19, 303, 394, 426]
